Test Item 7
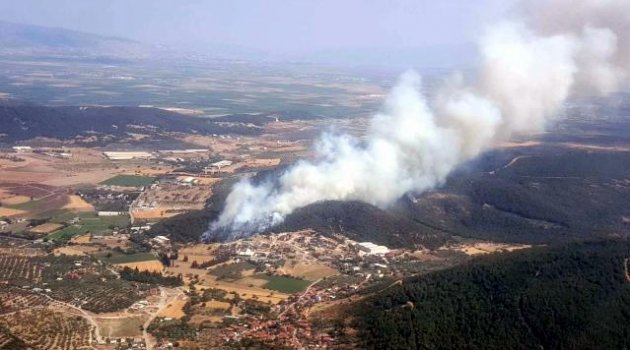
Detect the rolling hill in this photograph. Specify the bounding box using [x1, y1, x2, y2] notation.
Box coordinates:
[273, 200, 449, 249]
[0, 101, 264, 144]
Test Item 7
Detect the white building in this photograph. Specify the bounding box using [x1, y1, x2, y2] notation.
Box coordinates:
[97, 211, 126, 216]
[237, 248, 254, 257]
[103, 151, 154, 160]
[211, 160, 233, 168]
[356, 242, 390, 255]
[180, 176, 196, 184]
[12, 146, 32, 153]
[204, 160, 234, 174]
[152, 235, 170, 245]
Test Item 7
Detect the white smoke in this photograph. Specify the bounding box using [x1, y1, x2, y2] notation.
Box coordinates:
[205, 0, 630, 240]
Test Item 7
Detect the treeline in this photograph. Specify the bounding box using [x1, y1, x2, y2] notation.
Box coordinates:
[148, 210, 216, 243]
[355, 240, 630, 350]
[119, 267, 182, 287]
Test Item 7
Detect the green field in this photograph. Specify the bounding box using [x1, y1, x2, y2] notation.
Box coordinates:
[100, 175, 154, 187]
[256, 274, 312, 294]
[47, 212, 130, 242]
[7, 197, 47, 211]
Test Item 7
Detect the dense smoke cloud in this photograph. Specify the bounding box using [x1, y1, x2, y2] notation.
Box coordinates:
[204, 0, 630, 240]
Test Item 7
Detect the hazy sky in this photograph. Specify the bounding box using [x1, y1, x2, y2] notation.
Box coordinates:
[0, 0, 514, 55]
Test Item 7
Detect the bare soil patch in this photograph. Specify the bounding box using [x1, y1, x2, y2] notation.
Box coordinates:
[116, 260, 164, 273]
[0, 207, 26, 217]
[63, 195, 95, 212]
[157, 299, 187, 319]
[29, 223, 63, 234]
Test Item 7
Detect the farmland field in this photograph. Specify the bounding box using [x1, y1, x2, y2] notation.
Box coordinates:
[100, 175, 155, 187]
[116, 259, 163, 272]
[96, 315, 147, 338]
[47, 212, 129, 242]
[105, 252, 157, 264]
[256, 274, 312, 294]
[0, 309, 93, 350]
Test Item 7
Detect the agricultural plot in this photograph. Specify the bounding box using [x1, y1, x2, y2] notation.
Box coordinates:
[40, 256, 149, 312]
[0, 207, 26, 217]
[115, 260, 163, 273]
[278, 260, 338, 280]
[62, 195, 94, 211]
[47, 212, 129, 242]
[28, 223, 63, 234]
[0, 287, 51, 314]
[0, 255, 42, 285]
[3, 190, 74, 218]
[0, 328, 26, 349]
[0, 309, 93, 350]
[158, 299, 187, 319]
[100, 175, 155, 187]
[104, 252, 156, 264]
[0, 195, 30, 206]
[96, 315, 147, 338]
[0, 254, 150, 314]
[256, 274, 312, 294]
[48, 278, 149, 313]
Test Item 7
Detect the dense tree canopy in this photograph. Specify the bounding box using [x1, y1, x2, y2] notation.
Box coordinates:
[357, 240, 630, 350]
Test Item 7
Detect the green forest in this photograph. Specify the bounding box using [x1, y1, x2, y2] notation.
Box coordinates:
[356, 240, 630, 350]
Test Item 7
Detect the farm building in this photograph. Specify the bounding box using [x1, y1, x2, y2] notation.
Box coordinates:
[103, 151, 154, 160]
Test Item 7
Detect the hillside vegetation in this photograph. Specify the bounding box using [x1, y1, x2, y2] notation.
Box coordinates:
[402, 148, 630, 244]
[0, 102, 262, 143]
[275, 200, 449, 249]
[357, 240, 630, 350]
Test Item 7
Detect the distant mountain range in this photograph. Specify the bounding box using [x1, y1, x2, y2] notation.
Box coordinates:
[0, 20, 476, 69]
[0, 20, 152, 60]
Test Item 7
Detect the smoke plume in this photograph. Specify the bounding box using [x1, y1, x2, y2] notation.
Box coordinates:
[204, 0, 630, 240]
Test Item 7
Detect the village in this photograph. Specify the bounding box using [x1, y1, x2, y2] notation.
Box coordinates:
[0, 140, 529, 349]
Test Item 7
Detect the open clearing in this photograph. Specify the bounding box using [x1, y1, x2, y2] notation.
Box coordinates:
[448, 242, 532, 256]
[204, 300, 231, 310]
[157, 299, 187, 319]
[100, 175, 154, 187]
[0, 195, 30, 206]
[47, 213, 129, 242]
[0, 207, 26, 217]
[96, 315, 147, 338]
[63, 195, 94, 211]
[29, 223, 64, 234]
[189, 315, 223, 325]
[131, 208, 181, 220]
[116, 260, 164, 273]
[256, 274, 312, 294]
[236, 276, 268, 288]
[277, 261, 338, 280]
[53, 245, 101, 256]
[105, 252, 157, 264]
[197, 282, 288, 305]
